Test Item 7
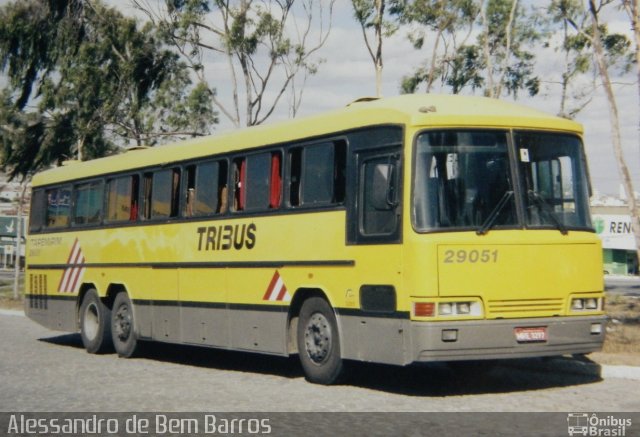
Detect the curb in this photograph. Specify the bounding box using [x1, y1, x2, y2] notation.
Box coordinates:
[0, 309, 24, 317]
[601, 365, 640, 381]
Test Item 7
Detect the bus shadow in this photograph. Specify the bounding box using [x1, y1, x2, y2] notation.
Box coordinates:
[39, 333, 84, 349]
[39, 333, 602, 396]
[346, 357, 603, 396]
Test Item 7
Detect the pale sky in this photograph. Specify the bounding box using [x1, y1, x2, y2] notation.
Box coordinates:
[1, 0, 638, 196]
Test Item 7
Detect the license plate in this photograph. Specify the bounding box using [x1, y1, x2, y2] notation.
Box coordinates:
[515, 327, 548, 343]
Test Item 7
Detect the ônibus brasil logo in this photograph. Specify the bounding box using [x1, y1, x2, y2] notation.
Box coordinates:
[567, 413, 632, 436]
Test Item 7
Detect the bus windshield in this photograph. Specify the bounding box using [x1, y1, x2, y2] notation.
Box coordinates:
[413, 130, 592, 233]
[515, 131, 592, 231]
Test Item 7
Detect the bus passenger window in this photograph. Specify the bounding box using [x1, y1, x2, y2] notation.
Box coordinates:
[29, 189, 46, 232]
[106, 175, 138, 223]
[233, 152, 282, 212]
[289, 141, 346, 207]
[270, 152, 282, 209]
[45, 186, 71, 228]
[142, 173, 153, 220]
[304, 143, 335, 205]
[151, 168, 181, 219]
[245, 153, 271, 211]
[289, 148, 302, 206]
[73, 181, 103, 226]
[130, 175, 139, 221]
[233, 158, 246, 211]
[184, 161, 228, 217]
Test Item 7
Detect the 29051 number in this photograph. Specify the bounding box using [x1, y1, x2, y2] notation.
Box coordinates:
[443, 249, 499, 264]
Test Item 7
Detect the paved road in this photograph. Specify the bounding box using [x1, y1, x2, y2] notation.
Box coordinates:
[605, 276, 640, 297]
[1, 312, 639, 414]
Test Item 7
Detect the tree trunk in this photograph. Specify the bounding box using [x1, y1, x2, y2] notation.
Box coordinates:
[374, 0, 384, 97]
[590, 0, 640, 267]
[480, 0, 495, 98]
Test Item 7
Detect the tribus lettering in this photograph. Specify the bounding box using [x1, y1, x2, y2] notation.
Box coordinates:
[196, 223, 257, 251]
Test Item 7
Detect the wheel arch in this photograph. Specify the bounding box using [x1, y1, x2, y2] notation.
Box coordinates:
[105, 283, 128, 309]
[286, 287, 338, 355]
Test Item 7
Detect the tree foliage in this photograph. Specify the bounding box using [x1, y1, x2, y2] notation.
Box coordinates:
[390, 0, 541, 98]
[135, 0, 334, 127]
[0, 0, 217, 181]
[392, 0, 479, 94]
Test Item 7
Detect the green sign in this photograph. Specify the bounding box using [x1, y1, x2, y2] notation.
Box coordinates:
[0, 216, 26, 238]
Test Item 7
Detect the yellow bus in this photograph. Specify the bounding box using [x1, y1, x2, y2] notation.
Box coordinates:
[24, 94, 605, 384]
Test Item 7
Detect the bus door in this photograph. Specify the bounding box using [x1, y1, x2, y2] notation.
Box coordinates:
[344, 145, 406, 364]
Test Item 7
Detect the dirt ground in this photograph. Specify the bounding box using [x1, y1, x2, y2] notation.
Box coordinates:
[592, 294, 640, 366]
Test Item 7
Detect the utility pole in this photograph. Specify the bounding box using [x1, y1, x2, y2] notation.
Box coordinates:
[12, 183, 26, 300]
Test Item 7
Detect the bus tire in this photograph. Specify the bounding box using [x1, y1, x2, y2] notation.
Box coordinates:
[79, 289, 113, 354]
[111, 292, 139, 358]
[297, 297, 347, 385]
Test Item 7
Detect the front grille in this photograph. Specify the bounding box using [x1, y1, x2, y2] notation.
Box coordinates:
[487, 298, 564, 318]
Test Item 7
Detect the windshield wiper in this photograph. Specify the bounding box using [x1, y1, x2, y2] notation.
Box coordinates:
[527, 190, 568, 235]
[476, 191, 514, 235]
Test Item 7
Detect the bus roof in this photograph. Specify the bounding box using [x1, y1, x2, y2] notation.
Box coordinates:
[32, 94, 582, 186]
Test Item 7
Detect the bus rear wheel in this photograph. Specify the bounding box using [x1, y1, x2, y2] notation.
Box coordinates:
[297, 297, 347, 385]
[79, 289, 113, 354]
[111, 292, 139, 358]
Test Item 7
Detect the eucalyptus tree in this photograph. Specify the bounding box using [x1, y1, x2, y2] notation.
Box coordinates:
[134, 0, 335, 126]
[547, 0, 593, 118]
[393, 0, 538, 98]
[583, 0, 640, 262]
[352, 0, 397, 97]
[392, 0, 479, 94]
[0, 0, 217, 181]
[477, 0, 540, 98]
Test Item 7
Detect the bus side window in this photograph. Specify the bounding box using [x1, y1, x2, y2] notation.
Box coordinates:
[333, 141, 347, 204]
[151, 168, 181, 219]
[245, 153, 272, 211]
[270, 152, 282, 209]
[142, 173, 153, 220]
[233, 158, 246, 211]
[130, 175, 139, 221]
[184, 160, 228, 217]
[217, 161, 229, 214]
[45, 186, 72, 228]
[184, 165, 197, 217]
[73, 181, 103, 226]
[289, 148, 302, 206]
[106, 175, 139, 223]
[233, 152, 281, 212]
[289, 140, 346, 207]
[29, 189, 46, 232]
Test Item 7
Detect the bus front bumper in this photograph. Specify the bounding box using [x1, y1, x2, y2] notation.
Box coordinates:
[410, 315, 606, 363]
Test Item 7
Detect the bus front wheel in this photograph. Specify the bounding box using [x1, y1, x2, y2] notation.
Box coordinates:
[111, 292, 139, 358]
[297, 297, 347, 385]
[79, 289, 113, 354]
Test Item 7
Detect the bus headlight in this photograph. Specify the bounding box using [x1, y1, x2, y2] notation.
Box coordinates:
[585, 298, 598, 310]
[438, 301, 482, 317]
[412, 300, 483, 319]
[572, 298, 584, 310]
[439, 303, 453, 315]
[456, 302, 471, 315]
[571, 297, 602, 312]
